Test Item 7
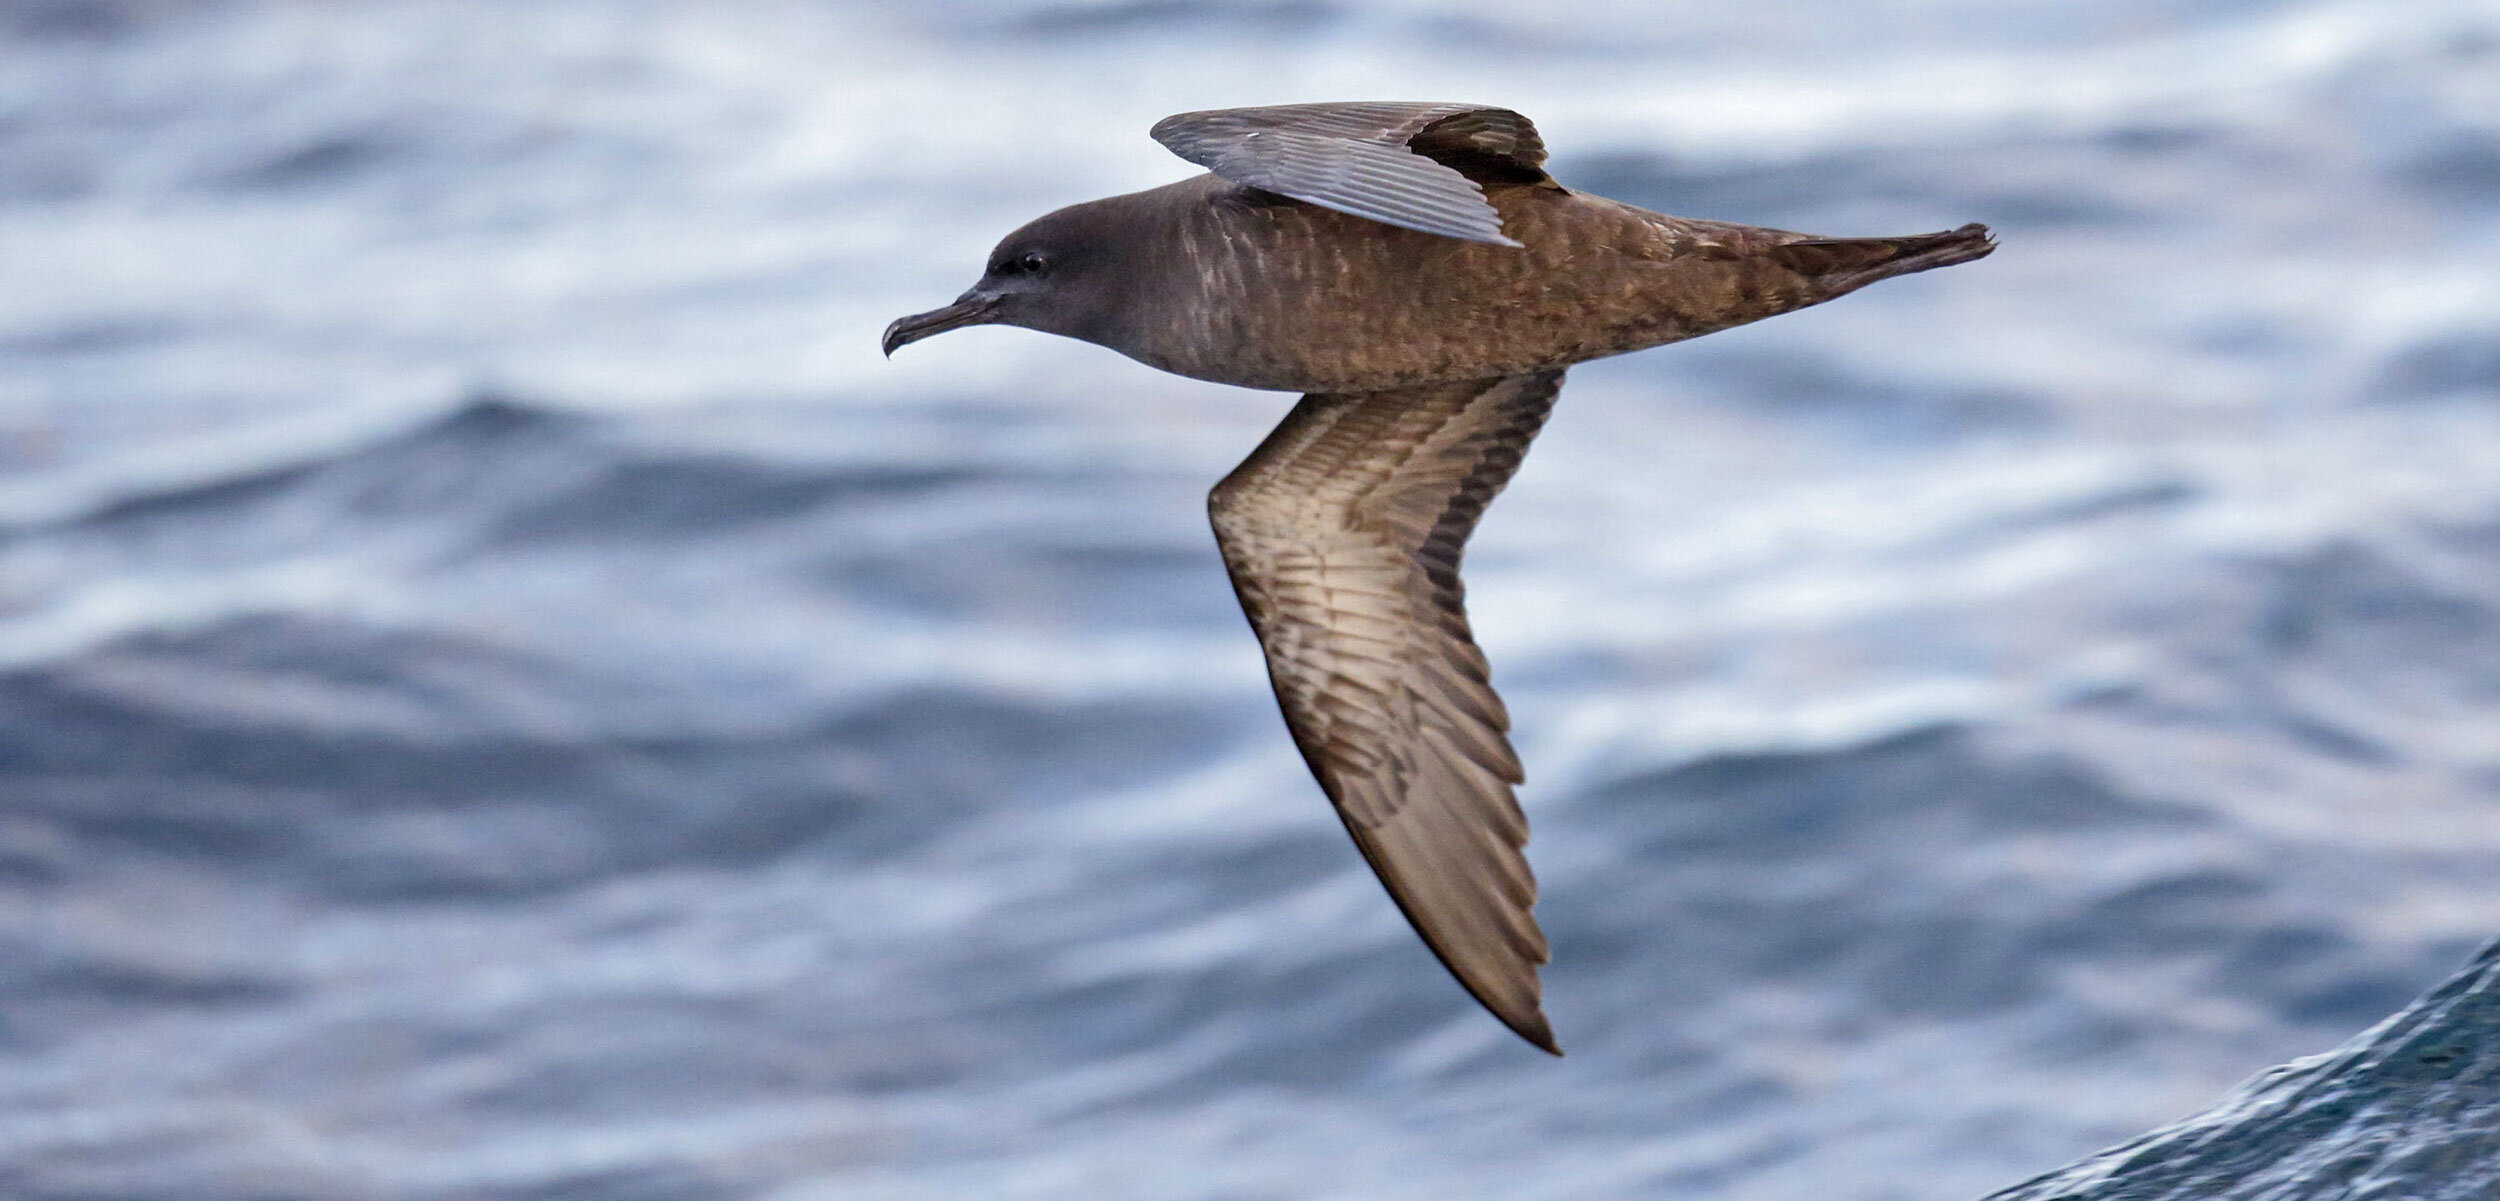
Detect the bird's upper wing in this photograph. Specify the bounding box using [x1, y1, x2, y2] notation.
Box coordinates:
[1208, 370, 1564, 1053]
[1150, 102, 1550, 247]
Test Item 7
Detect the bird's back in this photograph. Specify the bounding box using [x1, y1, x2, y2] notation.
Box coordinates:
[1116, 174, 1983, 394]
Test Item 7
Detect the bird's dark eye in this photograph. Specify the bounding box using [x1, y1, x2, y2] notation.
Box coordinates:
[1016, 251, 1047, 274]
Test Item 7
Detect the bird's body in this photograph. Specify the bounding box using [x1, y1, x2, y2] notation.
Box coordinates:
[977, 171, 1984, 394]
[885, 102, 1994, 1054]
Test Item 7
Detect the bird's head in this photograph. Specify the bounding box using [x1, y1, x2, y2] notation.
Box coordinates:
[881, 201, 1126, 357]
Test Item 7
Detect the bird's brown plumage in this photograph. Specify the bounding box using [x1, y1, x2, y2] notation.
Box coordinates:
[881, 101, 1996, 1054]
[1209, 370, 1563, 1052]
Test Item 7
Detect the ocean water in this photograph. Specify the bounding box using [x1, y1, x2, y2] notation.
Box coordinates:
[3, 1, 2499, 1198]
[1983, 936, 2500, 1200]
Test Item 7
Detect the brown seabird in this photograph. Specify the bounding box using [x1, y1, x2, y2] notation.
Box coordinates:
[884, 102, 1994, 1055]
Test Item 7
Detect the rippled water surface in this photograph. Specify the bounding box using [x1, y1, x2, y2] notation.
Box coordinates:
[4, 2, 2499, 1198]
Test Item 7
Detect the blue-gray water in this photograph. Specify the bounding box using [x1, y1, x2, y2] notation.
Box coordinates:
[4, 2, 2499, 1198]
[1986, 936, 2500, 1201]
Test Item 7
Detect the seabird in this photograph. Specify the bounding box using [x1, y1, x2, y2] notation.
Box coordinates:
[884, 102, 1994, 1054]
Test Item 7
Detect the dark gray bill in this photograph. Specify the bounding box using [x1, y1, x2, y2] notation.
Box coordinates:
[881, 292, 998, 357]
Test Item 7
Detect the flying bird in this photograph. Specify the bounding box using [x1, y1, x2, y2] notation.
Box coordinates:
[884, 102, 1994, 1054]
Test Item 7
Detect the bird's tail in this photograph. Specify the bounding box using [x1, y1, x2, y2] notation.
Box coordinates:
[1770, 222, 1996, 295]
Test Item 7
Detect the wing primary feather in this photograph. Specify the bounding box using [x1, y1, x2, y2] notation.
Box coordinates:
[1152, 102, 1539, 247]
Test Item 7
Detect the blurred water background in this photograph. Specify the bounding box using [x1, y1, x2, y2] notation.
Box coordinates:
[3, 1, 2498, 1198]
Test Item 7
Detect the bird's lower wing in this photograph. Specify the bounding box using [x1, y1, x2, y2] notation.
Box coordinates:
[1207, 370, 1564, 1053]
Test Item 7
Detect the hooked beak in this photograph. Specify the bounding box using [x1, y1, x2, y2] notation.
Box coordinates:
[881, 290, 1000, 358]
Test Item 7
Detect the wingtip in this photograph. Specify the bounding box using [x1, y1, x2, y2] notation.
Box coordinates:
[1146, 111, 1190, 150]
[1506, 1009, 1563, 1056]
[1439, 217, 1523, 248]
